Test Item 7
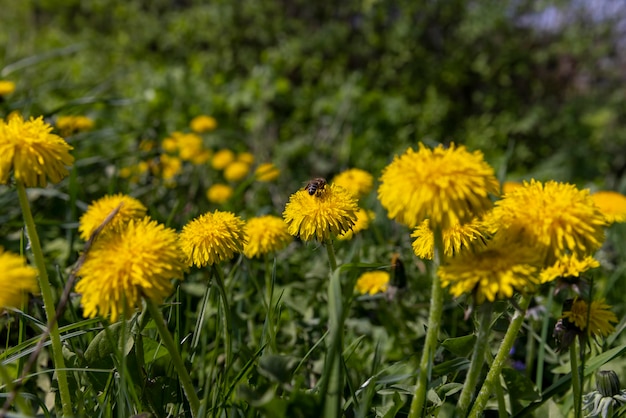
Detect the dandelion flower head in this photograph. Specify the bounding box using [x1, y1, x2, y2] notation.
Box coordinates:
[0, 115, 74, 187]
[337, 208, 374, 240]
[540, 254, 600, 284]
[378, 143, 499, 229]
[207, 183, 233, 204]
[561, 298, 617, 338]
[243, 215, 292, 258]
[189, 115, 218, 133]
[283, 183, 358, 241]
[0, 80, 16, 96]
[79, 194, 147, 240]
[255, 163, 280, 182]
[488, 180, 606, 265]
[224, 161, 251, 182]
[76, 217, 185, 322]
[591, 191, 626, 224]
[56, 115, 94, 136]
[0, 248, 39, 310]
[411, 218, 488, 260]
[237, 152, 255, 165]
[332, 168, 374, 200]
[179, 210, 246, 267]
[212, 149, 235, 170]
[355, 271, 390, 295]
[176, 133, 204, 162]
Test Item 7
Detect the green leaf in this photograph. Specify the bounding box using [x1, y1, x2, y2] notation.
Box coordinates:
[441, 335, 477, 357]
[502, 367, 540, 401]
[258, 354, 299, 384]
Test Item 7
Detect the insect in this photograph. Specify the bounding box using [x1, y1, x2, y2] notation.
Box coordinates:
[304, 177, 327, 197]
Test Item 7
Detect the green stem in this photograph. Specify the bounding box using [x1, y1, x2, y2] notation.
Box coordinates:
[264, 255, 277, 353]
[535, 287, 554, 392]
[457, 303, 493, 415]
[145, 298, 200, 418]
[408, 227, 445, 418]
[468, 294, 533, 418]
[570, 338, 582, 418]
[325, 239, 338, 271]
[212, 265, 232, 367]
[16, 182, 73, 417]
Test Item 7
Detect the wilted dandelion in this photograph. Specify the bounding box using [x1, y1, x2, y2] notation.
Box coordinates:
[78, 194, 147, 240]
[243, 215, 292, 258]
[207, 183, 234, 204]
[332, 168, 374, 200]
[76, 217, 185, 322]
[0, 248, 38, 310]
[355, 271, 390, 295]
[411, 218, 487, 260]
[591, 191, 626, 223]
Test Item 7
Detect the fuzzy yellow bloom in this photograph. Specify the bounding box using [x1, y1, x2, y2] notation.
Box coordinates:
[255, 163, 280, 182]
[243, 215, 292, 258]
[162, 136, 179, 153]
[0, 248, 39, 310]
[591, 191, 626, 223]
[0, 115, 74, 187]
[411, 218, 487, 260]
[189, 115, 218, 133]
[355, 271, 390, 295]
[487, 180, 606, 265]
[179, 210, 246, 267]
[540, 254, 600, 284]
[159, 154, 182, 181]
[332, 168, 374, 200]
[337, 208, 374, 240]
[501, 181, 523, 195]
[237, 152, 255, 165]
[207, 183, 233, 204]
[378, 143, 499, 229]
[283, 183, 358, 241]
[562, 298, 617, 338]
[78, 194, 147, 240]
[76, 217, 185, 322]
[56, 115, 95, 136]
[212, 149, 235, 170]
[224, 161, 251, 182]
[0, 80, 16, 96]
[176, 133, 205, 162]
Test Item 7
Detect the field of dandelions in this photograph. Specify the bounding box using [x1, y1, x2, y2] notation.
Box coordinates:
[2, 2, 626, 418]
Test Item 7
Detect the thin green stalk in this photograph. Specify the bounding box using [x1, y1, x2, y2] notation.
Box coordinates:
[468, 294, 533, 418]
[212, 264, 233, 367]
[264, 254, 277, 353]
[325, 239, 338, 271]
[570, 338, 582, 418]
[16, 182, 73, 417]
[409, 227, 445, 418]
[457, 303, 494, 415]
[145, 298, 200, 418]
[536, 287, 554, 392]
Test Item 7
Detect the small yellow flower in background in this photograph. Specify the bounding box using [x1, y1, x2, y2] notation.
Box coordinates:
[243, 215, 292, 258]
[0, 115, 74, 187]
[237, 152, 255, 165]
[0, 248, 38, 310]
[207, 183, 233, 204]
[411, 218, 487, 260]
[591, 190, 626, 223]
[76, 217, 184, 322]
[501, 181, 523, 195]
[162, 134, 179, 153]
[189, 115, 218, 133]
[332, 168, 374, 200]
[177, 133, 204, 162]
[540, 254, 600, 284]
[212, 149, 235, 170]
[179, 210, 246, 267]
[119, 161, 150, 182]
[283, 183, 358, 241]
[488, 180, 606, 265]
[378, 143, 499, 229]
[55, 115, 95, 136]
[355, 271, 390, 295]
[255, 163, 280, 182]
[191, 149, 212, 165]
[0, 80, 16, 96]
[439, 243, 540, 304]
[78, 194, 147, 240]
[337, 208, 374, 240]
[159, 154, 182, 181]
[224, 161, 251, 182]
[561, 298, 617, 338]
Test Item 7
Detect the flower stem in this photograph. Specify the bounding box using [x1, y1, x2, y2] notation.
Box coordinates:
[264, 254, 277, 353]
[408, 227, 445, 418]
[457, 302, 493, 415]
[535, 286, 554, 392]
[570, 338, 582, 418]
[468, 294, 533, 418]
[145, 298, 200, 418]
[16, 182, 73, 417]
[212, 264, 233, 367]
[325, 239, 338, 271]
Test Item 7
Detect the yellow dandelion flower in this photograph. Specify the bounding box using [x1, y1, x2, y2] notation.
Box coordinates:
[243, 215, 292, 258]
[411, 218, 487, 260]
[237, 152, 255, 165]
[337, 208, 374, 240]
[55, 115, 95, 136]
[255, 163, 280, 182]
[162, 135, 179, 153]
[177, 133, 204, 162]
[355, 271, 390, 295]
[488, 180, 606, 265]
[0, 115, 74, 187]
[78, 194, 147, 240]
[283, 183, 358, 241]
[76, 217, 185, 322]
[378, 143, 499, 229]
[540, 254, 600, 284]
[0, 248, 38, 310]
[159, 154, 182, 181]
[562, 298, 617, 338]
[591, 191, 626, 223]
[331, 168, 374, 200]
[189, 115, 218, 133]
[179, 210, 246, 267]
[224, 161, 251, 182]
[212, 149, 235, 170]
[207, 183, 233, 204]
[439, 243, 541, 303]
[0, 80, 16, 96]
